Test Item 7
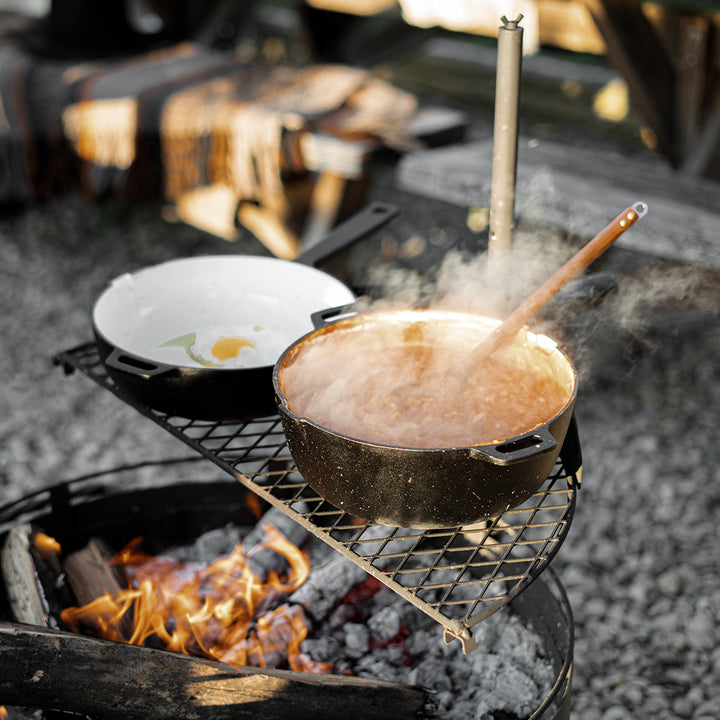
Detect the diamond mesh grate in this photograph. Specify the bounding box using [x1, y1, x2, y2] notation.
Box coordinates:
[55, 343, 579, 653]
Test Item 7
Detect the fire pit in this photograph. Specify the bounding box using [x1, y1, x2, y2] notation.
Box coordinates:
[0, 339, 581, 718]
[0, 462, 573, 719]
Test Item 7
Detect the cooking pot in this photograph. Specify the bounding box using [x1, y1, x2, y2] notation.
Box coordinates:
[92, 202, 399, 421]
[273, 308, 578, 528]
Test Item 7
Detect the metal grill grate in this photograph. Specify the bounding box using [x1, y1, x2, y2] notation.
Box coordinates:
[55, 343, 580, 653]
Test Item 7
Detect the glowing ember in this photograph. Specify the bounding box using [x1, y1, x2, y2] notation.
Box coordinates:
[59, 524, 331, 673]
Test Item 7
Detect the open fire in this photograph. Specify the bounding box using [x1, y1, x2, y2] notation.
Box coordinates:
[57, 527, 331, 673]
[1, 501, 569, 720]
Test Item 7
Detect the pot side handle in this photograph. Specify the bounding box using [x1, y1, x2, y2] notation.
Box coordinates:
[470, 425, 558, 466]
[104, 347, 177, 378]
[310, 301, 369, 329]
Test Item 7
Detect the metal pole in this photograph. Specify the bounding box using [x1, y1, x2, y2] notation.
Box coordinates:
[489, 15, 523, 258]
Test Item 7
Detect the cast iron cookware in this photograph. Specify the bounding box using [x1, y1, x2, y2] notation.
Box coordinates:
[274, 308, 578, 529]
[92, 202, 398, 421]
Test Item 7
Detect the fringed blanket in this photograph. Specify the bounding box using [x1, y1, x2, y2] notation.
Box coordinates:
[0, 13, 421, 254]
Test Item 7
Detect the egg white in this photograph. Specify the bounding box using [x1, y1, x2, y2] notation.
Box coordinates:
[190, 325, 289, 368]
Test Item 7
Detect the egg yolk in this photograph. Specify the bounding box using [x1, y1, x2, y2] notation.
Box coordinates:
[211, 336, 254, 362]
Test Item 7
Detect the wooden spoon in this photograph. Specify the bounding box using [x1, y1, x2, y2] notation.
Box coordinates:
[452, 201, 648, 379]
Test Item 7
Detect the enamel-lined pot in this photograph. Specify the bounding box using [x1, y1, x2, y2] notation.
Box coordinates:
[273, 309, 578, 528]
[92, 202, 398, 421]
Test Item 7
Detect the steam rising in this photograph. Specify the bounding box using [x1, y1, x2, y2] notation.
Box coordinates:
[285, 221, 718, 447]
[612, 265, 717, 332]
[364, 228, 719, 385]
[367, 226, 577, 316]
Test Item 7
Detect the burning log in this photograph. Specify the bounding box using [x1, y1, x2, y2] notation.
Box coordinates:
[63, 538, 125, 603]
[0, 622, 431, 720]
[1, 523, 67, 627]
[53, 514, 325, 673]
[62, 537, 134, 641]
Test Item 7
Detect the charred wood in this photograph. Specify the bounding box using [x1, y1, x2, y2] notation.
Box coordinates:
[0, 622, 431, 720]
[1, 523, 68, 627]
[62, 537, 133, 640]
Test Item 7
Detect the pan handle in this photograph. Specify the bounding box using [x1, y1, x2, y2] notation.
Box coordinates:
[104, 347, 177, 378]
[538, 271, 618, 321]
[469, 425, 558, 465]
[295, 202, 400, 268]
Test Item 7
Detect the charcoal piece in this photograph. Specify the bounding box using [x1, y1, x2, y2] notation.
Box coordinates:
[408, 657, 454, 693]
[367, 605, 402, 643]
[300, 635, 343, 664]
[166, 523, 246, 563]
[289, 552, 368, 621]
[483, 666, 540, 719]
[243, 505, 310, 551]
[354, 653, 405, 683]
[343, 622, 370, 659]
[353, 524, 424, 562]
[290, 524, 423, 622]
[243, 504, 311, 578]
[406, 628, 434, 656]
[244, 603, 306, 669]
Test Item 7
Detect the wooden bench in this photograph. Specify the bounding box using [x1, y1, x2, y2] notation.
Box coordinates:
[396, 133, 720, 270]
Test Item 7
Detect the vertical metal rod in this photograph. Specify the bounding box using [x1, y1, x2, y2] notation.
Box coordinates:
[489, 15, 524, 258]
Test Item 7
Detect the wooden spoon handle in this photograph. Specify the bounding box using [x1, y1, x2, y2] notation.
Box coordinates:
[462, 201, 648, 372]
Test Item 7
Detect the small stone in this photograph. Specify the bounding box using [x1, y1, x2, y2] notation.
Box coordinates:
[602, 705, 633, 720]
[656, 571, 682, 596]
[617, 680, 645, 706]
[686, 612, 715, 651]
[695, 699, 720, 717]
[672, 695, 694, 718]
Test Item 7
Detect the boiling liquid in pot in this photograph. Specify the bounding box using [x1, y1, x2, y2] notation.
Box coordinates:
[278, 320, 573, 448]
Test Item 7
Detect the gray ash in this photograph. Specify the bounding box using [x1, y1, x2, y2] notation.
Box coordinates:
[170, 523, 557, 720]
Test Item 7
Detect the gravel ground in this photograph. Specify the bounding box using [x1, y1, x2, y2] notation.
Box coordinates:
[1, 138, 719, 718]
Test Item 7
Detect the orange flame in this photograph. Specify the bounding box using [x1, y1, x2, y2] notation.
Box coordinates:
[244, 491, 264, 520]
[0, 706, 7, 719]
[34, 532, 62, 555]
[60, 523, 331, 673]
